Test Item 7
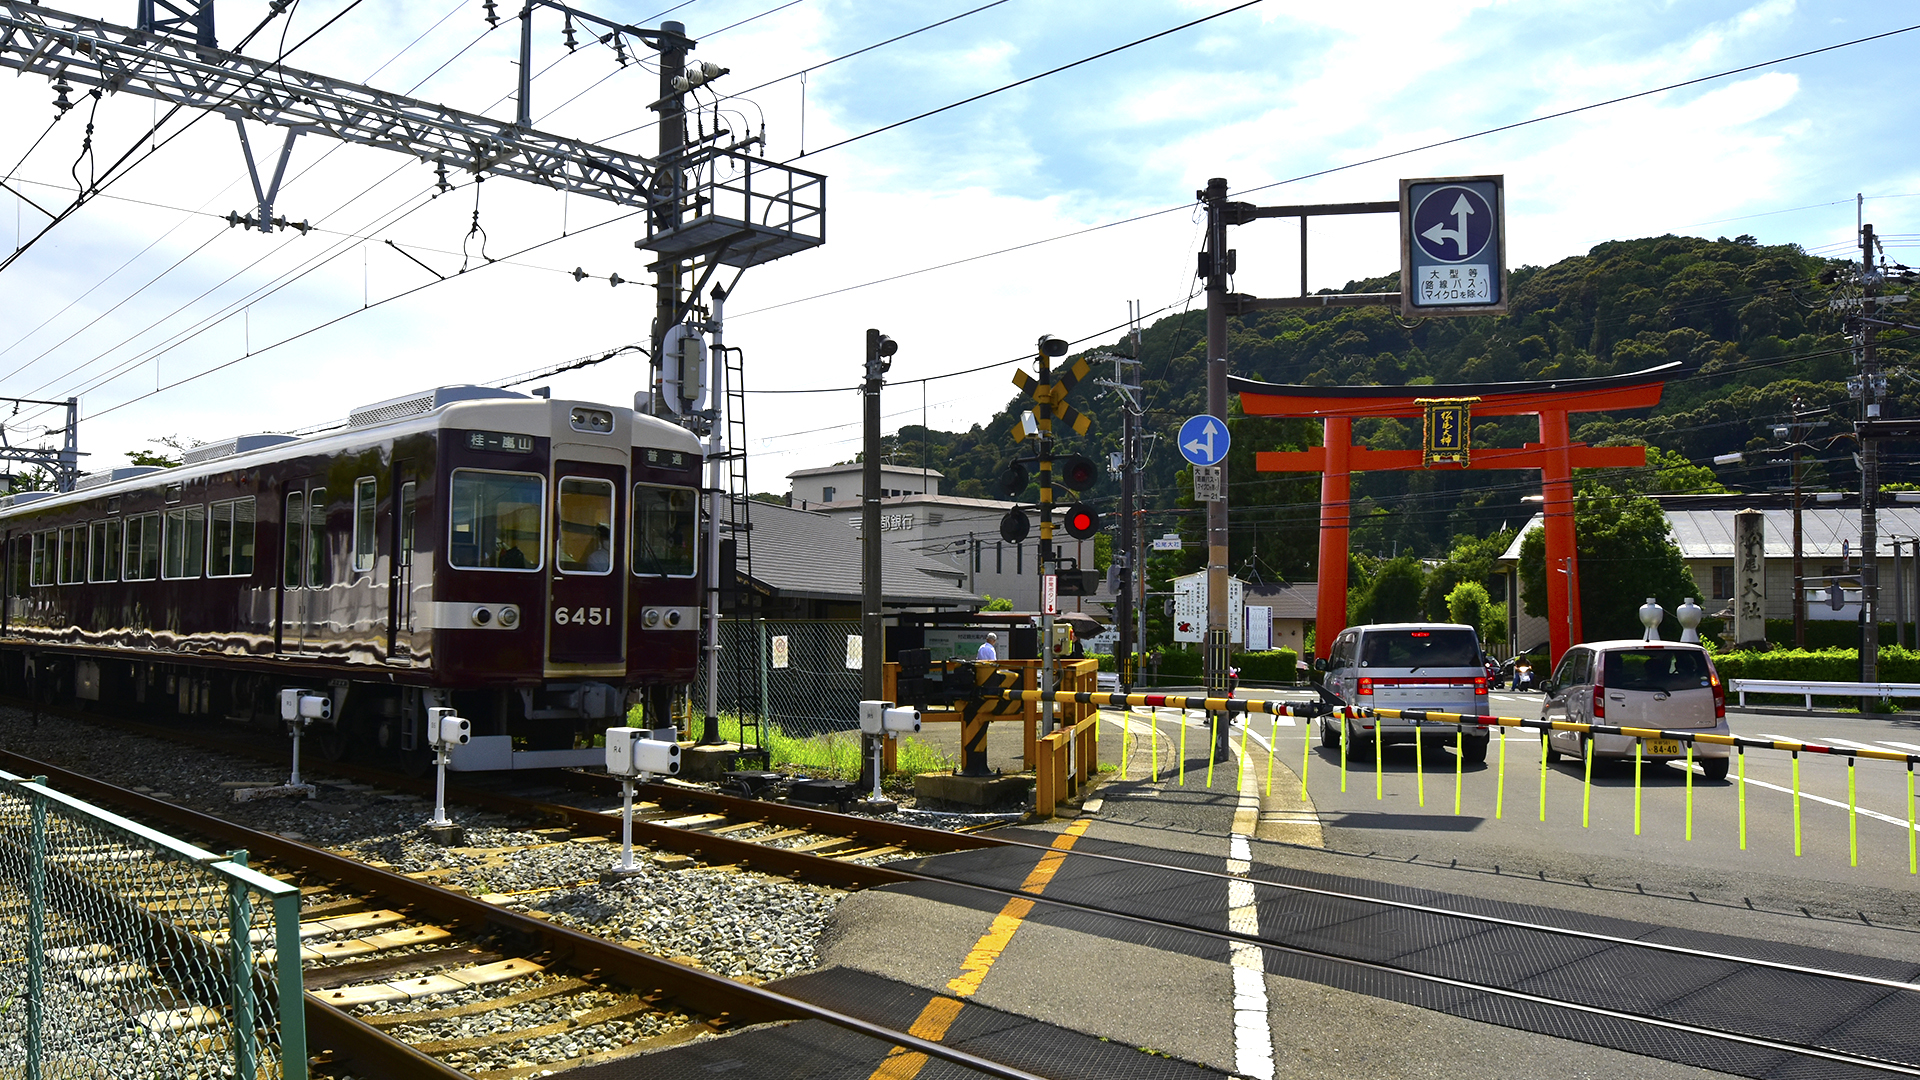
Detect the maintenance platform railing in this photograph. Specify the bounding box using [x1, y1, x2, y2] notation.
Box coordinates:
[0, 769, 306, 1080]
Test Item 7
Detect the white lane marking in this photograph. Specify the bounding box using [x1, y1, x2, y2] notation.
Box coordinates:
[1225, 725, 1274, 1080]
[1737, 775, 1919, 832]
[1821, 737, 1883, 751]
[1757, 733, 1828, 747]
[1882, 741, 1920, 754]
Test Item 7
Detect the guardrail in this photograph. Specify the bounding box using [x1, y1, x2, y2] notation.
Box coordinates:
[1727, 679, 1920, 708]
[996, 689, 1920, 871]
[0, 769, 306, 1080]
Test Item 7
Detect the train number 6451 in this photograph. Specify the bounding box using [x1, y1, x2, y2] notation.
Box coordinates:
[554, 606, 611, 626]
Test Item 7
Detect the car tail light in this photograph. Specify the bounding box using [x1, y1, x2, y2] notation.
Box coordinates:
[1591, 680, 1605, 720]
[1709, 665, 1725, 719]
[1473, 677, 1487, 697]
[1357, 677, 1374, 697]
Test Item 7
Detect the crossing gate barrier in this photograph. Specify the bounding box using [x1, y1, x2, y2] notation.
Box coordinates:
[997, 689, 1920, 872]
[0, 769, 306, 1080]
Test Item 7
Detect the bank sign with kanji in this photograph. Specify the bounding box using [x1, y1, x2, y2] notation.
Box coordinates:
[1400, 175, 1508, 317]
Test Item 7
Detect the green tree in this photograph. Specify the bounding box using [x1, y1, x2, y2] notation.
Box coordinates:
[1422, 530, 1515, 621]
[1445, 580, 1504, 645]
[1350, 556, 1427, 624]
[1517, 489, 1700, 642]
[980, 595, 1013, 612]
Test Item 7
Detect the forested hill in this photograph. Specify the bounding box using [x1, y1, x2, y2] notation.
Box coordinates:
[874, 233, 1914, 579]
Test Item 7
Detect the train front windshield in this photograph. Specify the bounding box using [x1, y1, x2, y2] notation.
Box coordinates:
[450, 470, 544, 570]
[632, 484, 696, 577]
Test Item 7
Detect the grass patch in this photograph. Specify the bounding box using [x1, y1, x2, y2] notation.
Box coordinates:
[698, 713, 959, 782]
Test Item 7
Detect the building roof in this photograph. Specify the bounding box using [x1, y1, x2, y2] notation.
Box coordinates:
[802, 492, 1021, 514]
[741, 501, 980, 607]
[787, 462, 945, 479]
[1499, 507, 1920, 562]
[1245, 582, 1319, 619]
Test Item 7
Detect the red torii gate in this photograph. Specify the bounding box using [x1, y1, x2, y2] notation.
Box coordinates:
[1232, 362, 1677, 666]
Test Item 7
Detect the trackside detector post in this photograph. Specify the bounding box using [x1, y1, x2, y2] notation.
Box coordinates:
[234, 690, 330, 802]
[424, 707, 470, 844]
[857, 700, 920, 813]
[604, 727, 682, 875]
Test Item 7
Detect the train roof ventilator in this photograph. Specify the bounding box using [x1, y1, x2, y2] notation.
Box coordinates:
[604, 727, 682, 876]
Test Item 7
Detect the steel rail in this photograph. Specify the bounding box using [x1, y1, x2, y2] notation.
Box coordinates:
[0, 748, 1060, 1080]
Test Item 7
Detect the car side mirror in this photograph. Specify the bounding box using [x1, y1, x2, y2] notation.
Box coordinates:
[1541, 682, 1556, 696]
[1312, 658, 1328, 672]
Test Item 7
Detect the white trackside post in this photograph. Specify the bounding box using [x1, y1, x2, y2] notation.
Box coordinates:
[604, 727, 681, 872]
[618, 775, 642, 871]
[288, 719, 305, 788]
[426, 707, 469, 829]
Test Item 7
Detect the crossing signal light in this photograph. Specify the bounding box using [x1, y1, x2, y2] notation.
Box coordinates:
[1058, 454, 1097, 491]
[1063, 503, 1099, 540]
[995, 461, 1029, 499]
[999, 508, 1030, 544]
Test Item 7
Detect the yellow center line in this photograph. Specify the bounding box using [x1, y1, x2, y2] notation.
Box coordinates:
[868, 817, 1094, 1080]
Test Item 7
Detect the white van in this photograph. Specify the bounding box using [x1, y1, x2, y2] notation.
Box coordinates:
[1540, 640, 1730, 779]
[1316, 623, 1491, 762]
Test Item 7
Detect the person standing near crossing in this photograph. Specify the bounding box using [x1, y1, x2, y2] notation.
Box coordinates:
[977, 632, 998, 661]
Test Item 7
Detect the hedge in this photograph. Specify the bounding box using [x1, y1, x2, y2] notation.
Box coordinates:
[1710, 646, 1919, 684]
[1760, 620, 1905, 651]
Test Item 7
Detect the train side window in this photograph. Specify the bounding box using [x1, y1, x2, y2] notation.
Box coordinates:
[58, 525, 87, 585]
[88, 520, 121, 582]
[8, 537, 27, 597]
[398, 482, 416, 560]
[209, 497, 256, 578]
[29, 530, 52, 586]
[123, 513, 161, 581]
[557, 477, 614, 574]
[162, 505, 206, 580]
[448, 470, 543, 571]
[631, 484, 696, 578]
[284, 492, 305, 589]
[352, 477, 377, 573]
[307, 487, 329, 587]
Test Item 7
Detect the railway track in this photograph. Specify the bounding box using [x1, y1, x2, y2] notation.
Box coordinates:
[0, 747, 1053, 1080]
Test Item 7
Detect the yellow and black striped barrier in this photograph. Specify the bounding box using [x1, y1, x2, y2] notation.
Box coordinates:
[992, 688, 1920, 874]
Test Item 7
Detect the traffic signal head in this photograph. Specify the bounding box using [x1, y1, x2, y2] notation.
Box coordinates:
[866, 329, 897, 379]
[999, 508, 1030, 544]
[995, 461, 1029, 499]
[1063, 502, 1099, 540]
[1058, 454, 1097, 491]
[1038, 335, 1069, 357]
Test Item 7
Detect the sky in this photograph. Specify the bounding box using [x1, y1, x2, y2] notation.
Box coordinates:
[0, 0, 1913, 488]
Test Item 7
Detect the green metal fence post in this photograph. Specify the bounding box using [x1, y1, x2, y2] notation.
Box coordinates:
[26, 777, 47, 1080]
[227, 851, 260, 1080]
[275, 885, 310, 1080]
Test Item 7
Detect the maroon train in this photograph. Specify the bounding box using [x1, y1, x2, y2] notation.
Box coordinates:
[0, 385, 704, 766]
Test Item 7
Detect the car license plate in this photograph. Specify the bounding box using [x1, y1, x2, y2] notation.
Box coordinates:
[1646, 739, 1681, 756]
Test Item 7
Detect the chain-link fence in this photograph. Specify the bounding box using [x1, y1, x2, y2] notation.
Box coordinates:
[697, 619, 864, 741]
[0, 769, 306, 1080]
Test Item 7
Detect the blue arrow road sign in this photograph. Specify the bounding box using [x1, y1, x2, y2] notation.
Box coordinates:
[1412, 184, 1494, 263]
[1179, 414, 1229, 467]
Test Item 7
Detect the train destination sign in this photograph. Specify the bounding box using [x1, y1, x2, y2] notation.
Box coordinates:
[1400, 175, 1507, 317]
[466, 430, 538, 454]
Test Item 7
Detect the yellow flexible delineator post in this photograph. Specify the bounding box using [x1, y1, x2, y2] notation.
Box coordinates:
[1150, 708, 1159, 782]
[1792, 751, 1803, 857]
[1738, 746, 1748, 851]
[1206, 713, 1218, 788]
[1300, 713, 1313, 800]
[1374, 718, 1383, 800]
[1339, 712, 1349, 793]
[1633, 738, 1644, 837]
[1582, 736, 1593, 828]
[1238, 716, 1250, 792]
[1538, 730, 1549, 822]
[1848, 757, 1858, 868]
[1179, 710, 1188, 787]
[1908, 762, 1916, 875]
[1495, 726, 1506, 820]
[1453, 729, 1463, 816]
[1684, 743, 1694, 842]
[1414, 720, 1425, 808]
[1120, 707, 1131, 782]
[1266, 714, 1277, 798]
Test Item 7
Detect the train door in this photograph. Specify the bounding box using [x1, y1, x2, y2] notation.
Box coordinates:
[548, 462, 624, 664]
[387, 466, 417, 661]
[276, 480, 328, 654]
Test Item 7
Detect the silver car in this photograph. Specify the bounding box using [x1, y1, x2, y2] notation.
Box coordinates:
[1540, 640, 1730, 779]
[1316, 623, 1492, 762]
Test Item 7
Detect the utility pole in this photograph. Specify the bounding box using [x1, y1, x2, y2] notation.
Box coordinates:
[859, 329, 896, 788]
[1859, 219, 1881, 698]
[1200, 178, 1232, 762]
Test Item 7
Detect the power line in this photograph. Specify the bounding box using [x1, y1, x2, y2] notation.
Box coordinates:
[785, 0, 1263, 163]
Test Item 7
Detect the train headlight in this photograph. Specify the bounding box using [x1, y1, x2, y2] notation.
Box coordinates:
[471, 607, 493, 626]
[664, 609, 684, 628]
[497, 605, 520, 628]
[643, 609, 662, 628]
